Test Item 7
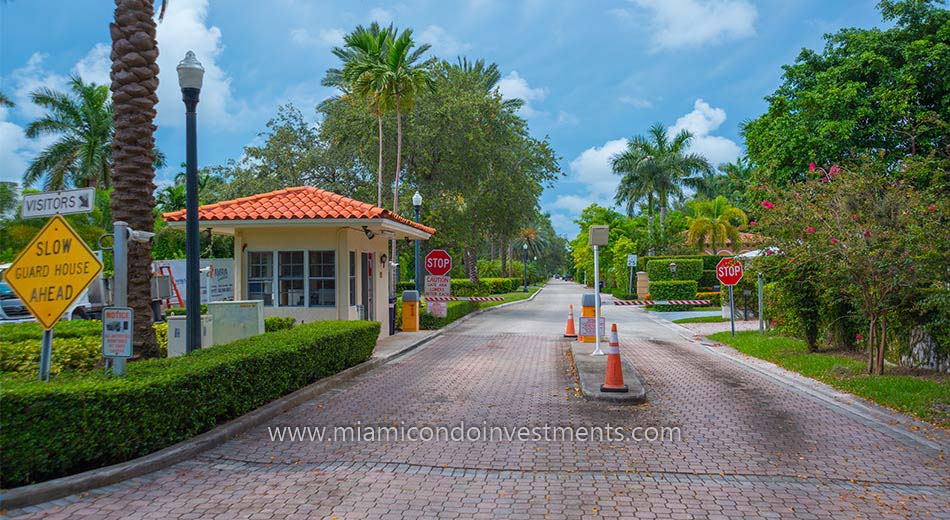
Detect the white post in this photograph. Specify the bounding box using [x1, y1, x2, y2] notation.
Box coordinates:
[592, 245, 604, 356]
[113, 221, 128, 376]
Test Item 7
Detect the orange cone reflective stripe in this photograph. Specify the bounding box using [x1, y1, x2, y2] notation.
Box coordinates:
[601, 323, 628, 393]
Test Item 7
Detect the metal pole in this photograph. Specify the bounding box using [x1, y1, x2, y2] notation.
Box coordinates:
[113, 221, 129, 375]
[182, 87, 201, 354]
[523, 248, 528, 292]
[39, 329, 52, 381]
[627, 265, 633, 295]
[758, 272, 764, 336]
[729, 285, 736, 337]
[592, 245, 604, 356]
[414, 206, 421, 294]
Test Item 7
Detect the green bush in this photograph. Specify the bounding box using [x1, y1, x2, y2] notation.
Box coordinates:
[0, 336, 102, 375]
[0, 320, 101, 343]
[164, 305, 208, 317]
[0, 320, 379, 488]
[396, 281, 416, 293]
[646, 259, 703, 281]
[610, 288, 637, 300]
[421, 300, 479, 329]
[699, 269, 718, 290]
[264, 316, 296, 332]
[648, 280, 699, 311]
[637, 255, 718, 272]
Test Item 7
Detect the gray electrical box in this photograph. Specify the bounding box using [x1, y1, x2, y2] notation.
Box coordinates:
[589, 225, 609, 246]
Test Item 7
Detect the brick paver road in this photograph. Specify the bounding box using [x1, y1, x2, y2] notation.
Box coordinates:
[10, 281, 948, 519]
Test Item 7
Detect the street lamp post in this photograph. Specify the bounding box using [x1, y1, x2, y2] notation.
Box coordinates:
[178, 51, 204, 354]
[669, 262, 677, 281]
[412, 191, 422, 293]
[522, 243, 529, 292]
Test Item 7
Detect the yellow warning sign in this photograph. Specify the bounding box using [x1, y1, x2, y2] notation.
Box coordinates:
[2, 215, 103, 330]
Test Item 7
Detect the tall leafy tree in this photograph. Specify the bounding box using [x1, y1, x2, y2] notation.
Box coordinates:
[109, 0, 162, 357]
[686, 195, 748, 253]
[742, 0, 949, 186]
[22, 76, 113, 190]
[324, 23, 394, 207]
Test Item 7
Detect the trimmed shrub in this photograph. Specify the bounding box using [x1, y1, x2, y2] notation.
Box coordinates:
[610, 288, 637, 300]
[153, 323, 168, 358]
[396, 281, 416, 293]
[264, 316, 296, 332]
[699, 269, 719, 290]
[648, 280, 699, 311]
[421, 300, 479, 329]
[0, 320, 101, 343]
[646, 259, 703, 281]
[0, 336, 101, 375]
[696, 291, 721, 306]
[0, 320, 379, 488]
[164, 305, 208, 317]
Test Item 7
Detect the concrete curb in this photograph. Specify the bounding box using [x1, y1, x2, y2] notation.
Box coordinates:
[569, 342, 647, 404]
[0, 285, 546, 511]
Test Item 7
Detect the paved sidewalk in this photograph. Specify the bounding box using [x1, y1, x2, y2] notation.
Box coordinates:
[8, 280, 948, 519]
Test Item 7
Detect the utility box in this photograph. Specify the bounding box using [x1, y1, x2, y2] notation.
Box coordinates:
[167, 315, 213, 357]
[401, 290, 420, 332]
[206, 300, 265, 346]
[589, 225, 609, 247]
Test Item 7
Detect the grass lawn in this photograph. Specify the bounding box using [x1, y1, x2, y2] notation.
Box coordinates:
[709, 331, 949, 427]
[674, 316, 729, 324]
[478, 287, 539, 308]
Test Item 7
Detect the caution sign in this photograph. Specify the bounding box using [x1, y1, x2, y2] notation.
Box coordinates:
[2, 215, 103, 329]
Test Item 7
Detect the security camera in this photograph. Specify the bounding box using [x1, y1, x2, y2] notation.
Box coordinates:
[128, 230, 155, 243]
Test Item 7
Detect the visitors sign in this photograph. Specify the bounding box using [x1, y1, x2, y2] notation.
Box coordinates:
[102, 307, 134, 358]
[2, 215, 103, 329]
[21, 187, 95, 219]
[424, 249, 452, 276]
[716, 257, 744, 286]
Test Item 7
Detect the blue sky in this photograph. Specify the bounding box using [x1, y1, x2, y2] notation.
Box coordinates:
[1, 0, 883, 236]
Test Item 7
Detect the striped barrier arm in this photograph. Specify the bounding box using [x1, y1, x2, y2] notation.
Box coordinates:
[613, 299, 711, 306]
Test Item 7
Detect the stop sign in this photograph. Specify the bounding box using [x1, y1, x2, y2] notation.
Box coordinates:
[424, 249, 452, 276]
[716, 257, 744, 286]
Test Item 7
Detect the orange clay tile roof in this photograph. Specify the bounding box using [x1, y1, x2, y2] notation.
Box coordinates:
[162, 186, 435, 235]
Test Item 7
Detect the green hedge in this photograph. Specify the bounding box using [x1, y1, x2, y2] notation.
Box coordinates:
[399, 278, 522, 297]
[264, 316, 296, 332]
[610, 288, 637, 300]
[646, 259, 703, 281]
[637, 255, 719, 272]
[0, 320, 101, 343]
[164, 305, 208, 317]
[0, 320, 379, 488]
[699, 270, 719, 290]
[421, 300, 480, 329]
[696, 291, 722, 306]
[648, 280, 699, 311]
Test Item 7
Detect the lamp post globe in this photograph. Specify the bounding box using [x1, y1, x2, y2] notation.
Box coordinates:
[669, 261, 677, 281]
[412, 191, 423, 293]
[177, 51, 204, 354]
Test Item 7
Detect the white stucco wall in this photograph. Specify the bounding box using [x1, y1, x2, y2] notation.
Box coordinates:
[232, 226, 393, 336]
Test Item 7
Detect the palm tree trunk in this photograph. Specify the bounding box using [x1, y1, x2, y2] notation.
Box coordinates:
[376, 112, 383, 207]
[110, 0, 159, 358]
[390, 101, 403, 300]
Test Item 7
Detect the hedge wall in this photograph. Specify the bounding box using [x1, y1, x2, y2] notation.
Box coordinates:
[699, 270, 719, 290]
[421, 300, 480, 329]
[398, 278, 522, 296]
[636, 255, 719, 272]
[646, 259, 703, 281]
[648, 280, 699, 311]
[0, 320, 379, 488]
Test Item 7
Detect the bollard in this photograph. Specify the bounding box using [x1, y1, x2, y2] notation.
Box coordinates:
[401, 290, 420, 332]
[580, 293, 597, 343]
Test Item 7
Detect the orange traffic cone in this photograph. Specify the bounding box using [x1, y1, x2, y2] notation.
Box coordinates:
[564, 305, 578, 338]
[601, 323, 628, 393]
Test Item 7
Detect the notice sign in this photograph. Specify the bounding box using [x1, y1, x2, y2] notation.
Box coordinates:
[21, 187, 95, 219]
[102, 307, 133, 358]
[579, 316, 606, 337]
[2, 215, 103, 329]
[424, 275, 450, 318]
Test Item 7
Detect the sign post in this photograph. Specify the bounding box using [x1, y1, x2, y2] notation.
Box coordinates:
[626, 254, 637, 295]
[102, 307, 134, 359]
[2, 214, 103, 381]
[424, 250, 452, 318]
[589, 225, 609, 355]
[716, 257, 744, 337]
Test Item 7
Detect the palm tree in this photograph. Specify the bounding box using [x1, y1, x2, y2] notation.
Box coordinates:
[0, 92, 13, 107]
[324, 23, 394, 207]
[686, 195, 748, 253]
[717, 156, 755, 209]
[622, 123, 712, 225]
[23, 76, 113, 190]
[109, 0, 162, 358]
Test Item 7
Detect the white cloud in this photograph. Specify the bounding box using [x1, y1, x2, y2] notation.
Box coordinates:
[619, 95, 653, 109]
[418, 25, 470, 57]
[549, 212, 577, 236]
[368, 7, 393, 24]
[497, 70, 547, 118]
[556, 111, 579, 126]
[668, 98, 741, 166]
[73, 43, 112, 87]
[629, 0, 757, 51]
[154, 0, 243, 127]
[551, 194, 596, 214]
[569, 138, 628, 198]
[290, 27, 345, 48]
[5, 53, 70, 119]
